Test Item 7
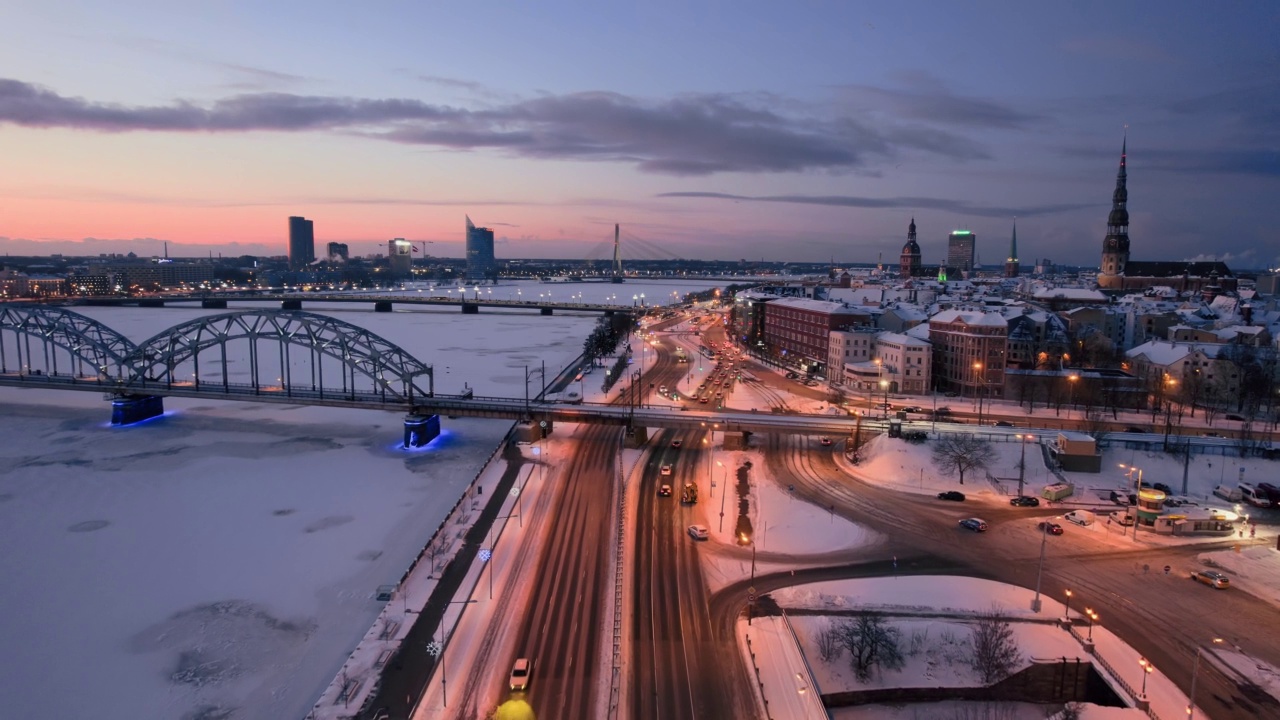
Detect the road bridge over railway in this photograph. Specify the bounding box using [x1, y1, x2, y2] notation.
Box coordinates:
[66, 292, 632, 316]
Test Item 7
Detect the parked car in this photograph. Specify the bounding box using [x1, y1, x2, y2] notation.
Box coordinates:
[1225, 413, 1246, 421]
[1010, 496, 1040, 507]
[958, 517, 988, 532]
[1064, 510, 1095, 526]
[1258, 483, 1280, 504]
[687, 524, 710, 540]
[934, 407, 952, 417]
[1151, 482, 1173, 495]
[994, 421, 1014, 427]
[660, 464, 672, 476]
[901, 406, 922, 413]
[819, 437, 832, 446]
[657, 484, 672, 497]
[937, 491, 966, 502]
[1124, 426, 1146, 433]
[1109, 490, 1135, 505]
[1190, 570, 1230, 589]
[1109, 510, 1135, 526]
[510, 658, 532, 691]
[1037, 521, 1064, 535]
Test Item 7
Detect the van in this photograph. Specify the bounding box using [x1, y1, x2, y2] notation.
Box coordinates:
[1213, 484, 1243, 502]
[1063, 510, 1095, 527]
[1238, 483, 1272, 508]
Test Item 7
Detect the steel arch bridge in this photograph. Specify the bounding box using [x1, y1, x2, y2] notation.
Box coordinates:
[0, 306, 434, 404]
[0, 304, 138, 380]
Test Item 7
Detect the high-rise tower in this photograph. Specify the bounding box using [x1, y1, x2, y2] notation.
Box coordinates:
[899, 217, 922, 278]
[1100, 136, 1130, 278]
[288, 216, 315, 270]
[1004, 220, 1020, 278]
[946, 230, 976, 273]
[465, 215, 496, 281]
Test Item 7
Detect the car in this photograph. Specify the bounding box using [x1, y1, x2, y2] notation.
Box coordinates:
[902, 406, 922, 413]
[699, 397, 709, 404]
[658, 483, 672, 497]
[994, 420, 1013, 427]
[1063, 510, 1096, 526]
[1151, 482, 1173, 495]
[819, 437, 832, 446]
[1038, 521, 1064, 535]
[944, 391, 959, 398]
[1225, 413, 1246, 421]
[937, 491, 966, 502]
[1190, 570, 1230, 589]
[1109, 510, 1135, 526]
[510, 658, 532, 691]
[671, 439, 682, 449]
[934, 407, 952, 416]
[1124, 426, 1146, 434]
[688, 524, 710, 540]
[958, 518, 988, 532]
[1010, 496, 1040, 507]
[660, 465, 672, 476]
[1109, 490, 1135, 505]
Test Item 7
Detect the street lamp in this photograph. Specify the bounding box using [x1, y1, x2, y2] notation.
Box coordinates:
[1188, 638, 1224, 719]
[1138, 657, 1154, 698]
[1085, 608, 1098, 642]
[484, 513, 519, 599]
[880, 379, 889, 420]
[1031, 518, 1051, 612]
[1015, 433, 1036, 497]
[426, 598, 478, 708]
[1063, 589, 1073, 621]
[1119, 463, 1143, 542]
[1068, 373, 1079, 418]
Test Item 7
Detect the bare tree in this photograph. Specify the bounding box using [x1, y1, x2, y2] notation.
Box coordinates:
[970, 607, 1022, 684]
[932, 435, 996, 485]
[817, 619, 843, 663]
[840, 615, 905, 680]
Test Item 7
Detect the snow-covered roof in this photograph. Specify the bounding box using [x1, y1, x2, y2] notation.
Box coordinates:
[904, 322, 932, 341]
[769, 296, 863, 314]
[929, 308, 1008, 327]
[875, 331, 930, 348]
[1126, 340, 1224, 365]
[1031, 287, 1107, 302]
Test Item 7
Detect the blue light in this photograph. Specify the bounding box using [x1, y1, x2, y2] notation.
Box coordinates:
[395, 427, 456, 453]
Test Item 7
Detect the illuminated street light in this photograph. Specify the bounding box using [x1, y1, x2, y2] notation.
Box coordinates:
[1085, 608, 1098, 642]
[1138, 657, 1154, 698]
[1188, 638, 1224, 719]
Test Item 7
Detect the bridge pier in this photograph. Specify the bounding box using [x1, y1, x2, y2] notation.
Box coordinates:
[604, 309, 615, 317]
[624, 425, 649, 448]
[138, 299, 166, 308]
[281, 299, 303, 310]
[723, 431, 751, 450]
[201, 299, 228, 309]
[403, 413, 441, 448]
[461, 303, 479, 314]
[374, 301, 393, 313]
[540, 307, 554, 316]
[111, 395, 165, 425]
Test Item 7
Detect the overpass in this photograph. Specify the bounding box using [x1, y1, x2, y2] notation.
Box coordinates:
[66, 292, 636, 316]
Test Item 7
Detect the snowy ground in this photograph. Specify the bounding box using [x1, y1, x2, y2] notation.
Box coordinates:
[744, 576, 1194, 720]
[1061, 446, 1280, 508]
[1198, 543, 1280, 610]
[831, 700, 1141, 719]
[0, 299, 617, 720]
[851, 433, 1054, 500]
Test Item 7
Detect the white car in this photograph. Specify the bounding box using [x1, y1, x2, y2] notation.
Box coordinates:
[687, 524, 710, 540]
[1063, 510, 1095, 527]
[660, 464, 673, 476]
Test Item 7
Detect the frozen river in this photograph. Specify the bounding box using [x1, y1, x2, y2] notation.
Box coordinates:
[0, 281, 721, 720]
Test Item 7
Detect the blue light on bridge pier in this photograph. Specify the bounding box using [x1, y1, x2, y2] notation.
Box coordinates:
[111, 396, 166, 426]
[403, 414, 441, 449]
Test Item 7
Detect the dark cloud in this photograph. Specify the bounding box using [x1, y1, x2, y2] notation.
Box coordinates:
[655, 191, 1095, 219]
[840, 83, 1043, 130]
[1060, 143, 1280, 178]
[0, 78, 997, 176]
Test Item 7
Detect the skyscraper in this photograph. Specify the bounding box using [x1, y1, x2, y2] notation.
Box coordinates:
[465, 215, 496, 280]
[899, 217, 922, 278]
[946, 230, 976, 273]
[1004, 221, 1020, 278]
[388, 238, 412, 278]
[326, 242, 349, 262]
[288, 216, 315, 270]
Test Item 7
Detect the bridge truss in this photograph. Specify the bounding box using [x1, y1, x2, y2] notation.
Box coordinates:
[0, 306, 433, 404]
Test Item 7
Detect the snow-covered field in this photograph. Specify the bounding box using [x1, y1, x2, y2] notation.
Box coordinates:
[852, 433, 1054, 499]
[0, 299, 617, 720]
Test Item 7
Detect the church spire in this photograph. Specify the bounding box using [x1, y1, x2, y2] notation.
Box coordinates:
[1099, 133, 1131, 279]
[1004, 219, 1020, 278]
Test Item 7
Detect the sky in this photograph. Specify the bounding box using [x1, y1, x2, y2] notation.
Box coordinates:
[1, 1, 1277, 267]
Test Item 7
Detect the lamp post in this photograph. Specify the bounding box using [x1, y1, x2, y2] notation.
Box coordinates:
[1031, 519, 1050, 612]
[1068, 373, 1079, 420]
[483, 513, 519, 600]
[880, 379, 890, 420]
[1063, 589, 1073, 621]
[1120, 463, 1143, 541]
[523, 364, 545, 419]
[1188, 638, 1224, 719]
[1015, 433, 1034, 497]
[426, 598, 478, 708]
[1138, 657, 1154, 698]
[1085, 608, 1098, 642]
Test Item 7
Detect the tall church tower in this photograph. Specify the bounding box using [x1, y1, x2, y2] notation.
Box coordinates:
[899, 217, 922, 278]
[1099, 136, 1130, 282]
[1004, 220, 1020, 278]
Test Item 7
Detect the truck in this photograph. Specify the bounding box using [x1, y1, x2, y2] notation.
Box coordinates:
[680, 482, 698, 504]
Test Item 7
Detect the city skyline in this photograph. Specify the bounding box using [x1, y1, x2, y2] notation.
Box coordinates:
[1, 2, 1277, 267]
